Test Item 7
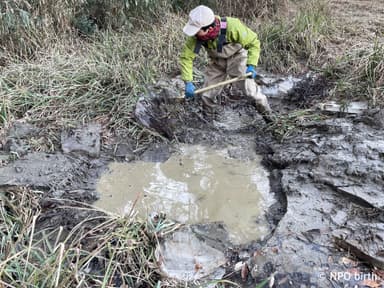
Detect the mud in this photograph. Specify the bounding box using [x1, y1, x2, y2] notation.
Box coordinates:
[250, 117, 384, 287]
[95, 144, 273, 244]
[132, 74, 384, 287]
[1, 72, 384, 287]
[155, 226, 227, 282]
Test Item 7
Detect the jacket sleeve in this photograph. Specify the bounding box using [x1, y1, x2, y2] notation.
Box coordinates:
[228, 18, 261, 66]
[179, 37, 197, 82]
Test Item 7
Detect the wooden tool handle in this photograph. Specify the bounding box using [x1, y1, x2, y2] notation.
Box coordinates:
[194, 72, 253, 95]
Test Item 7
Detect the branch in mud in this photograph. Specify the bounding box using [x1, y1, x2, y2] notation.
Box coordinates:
[333, 229, 384, 270]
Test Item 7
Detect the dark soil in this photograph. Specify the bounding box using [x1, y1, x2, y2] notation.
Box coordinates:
[1, 72, 383, 287]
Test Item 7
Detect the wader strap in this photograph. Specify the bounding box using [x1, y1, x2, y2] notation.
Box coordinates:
[194, 40, 202, 54]
[217, 17, 227, 53]
[194, 40, 209, 54]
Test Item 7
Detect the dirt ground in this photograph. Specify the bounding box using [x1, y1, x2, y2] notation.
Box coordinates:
[1, 1, 384, 287]
[327, 0, 384, 54]
[138, 70, 384, 287]
[329, 0, 383, 40]
[2, 69, 383, 287]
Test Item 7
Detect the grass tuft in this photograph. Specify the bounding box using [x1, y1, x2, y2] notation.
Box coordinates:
[0, 186, 179, 287]
[257, 0, 333, 73]
[323, 41, 384, 107]
[0, 12, 185, 138]
[266, 110, 327, 142]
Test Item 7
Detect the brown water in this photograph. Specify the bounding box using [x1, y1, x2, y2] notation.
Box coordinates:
[95, 145, 272, 244]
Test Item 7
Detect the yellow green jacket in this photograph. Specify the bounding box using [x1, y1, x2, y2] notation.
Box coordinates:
[180, 16, 261, 82]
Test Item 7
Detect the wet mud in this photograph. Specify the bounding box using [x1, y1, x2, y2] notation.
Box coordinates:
[1, 73, 383, 287]
[95, 144, 273, 245]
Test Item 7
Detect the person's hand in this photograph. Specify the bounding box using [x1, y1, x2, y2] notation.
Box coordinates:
[185, 82, 195, 99]
[246, 65, 257, 79]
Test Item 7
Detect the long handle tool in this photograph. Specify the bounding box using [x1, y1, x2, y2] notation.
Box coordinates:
[193, 72, 252, 95]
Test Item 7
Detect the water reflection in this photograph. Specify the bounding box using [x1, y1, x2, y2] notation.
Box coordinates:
[96, 145, 273, 244]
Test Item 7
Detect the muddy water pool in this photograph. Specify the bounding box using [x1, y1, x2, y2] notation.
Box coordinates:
[95, 145, 274, 244]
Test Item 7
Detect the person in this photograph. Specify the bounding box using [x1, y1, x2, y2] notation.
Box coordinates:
[180, 5, 273, 122]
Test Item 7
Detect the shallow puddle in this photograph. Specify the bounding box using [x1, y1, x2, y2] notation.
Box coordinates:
[95, 145, 273, 244]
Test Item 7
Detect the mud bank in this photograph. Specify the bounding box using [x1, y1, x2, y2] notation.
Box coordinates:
[253, 117, 384, 287]
[135, 75, 384, 287]
[1, 74, 383, 287]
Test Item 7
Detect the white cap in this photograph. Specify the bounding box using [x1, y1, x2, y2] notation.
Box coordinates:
[183, 5, 215, 36]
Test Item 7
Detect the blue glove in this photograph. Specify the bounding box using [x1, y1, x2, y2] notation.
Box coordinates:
[185, 82, 195, 99]
[246, 65, 257, 79]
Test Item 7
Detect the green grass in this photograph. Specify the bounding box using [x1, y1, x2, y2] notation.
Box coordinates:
[323, 41, 384, 107]
[257, 0, 333, 73]
[1, 1, 383, 286]
[0, 186, 180, 287]
[0, 11, 185, 136]
[0, 0, 163, 57]
[0, 0, 337, 141]
[0, 99, 10, 125]
[0, 0, 380, 149]
[265, 110, 328, 142]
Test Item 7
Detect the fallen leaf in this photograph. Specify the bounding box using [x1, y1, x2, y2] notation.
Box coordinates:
[340, 256, 357, 266]
[156, 255, 164, 266]
[271, 247, 279, 254]
[269, 272, 276, 288]
[241, 262, 249, 281]
[194, 261, 203, 272]
[346, 267, 360, 275]
[373, 269, 384, 279]
[361, 279, 382, 288]
[234, 261, 244, 272]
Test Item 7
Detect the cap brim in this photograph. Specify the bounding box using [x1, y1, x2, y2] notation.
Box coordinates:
[183, 24, 200, 36]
